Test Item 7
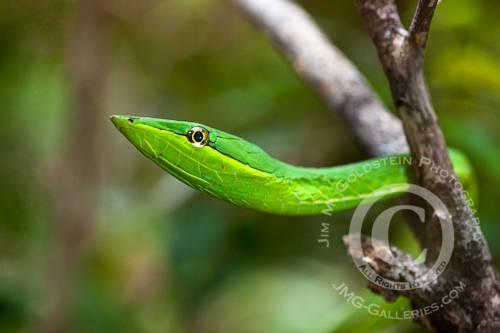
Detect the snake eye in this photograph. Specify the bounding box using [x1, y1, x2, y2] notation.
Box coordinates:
[187, 127, 209, 147]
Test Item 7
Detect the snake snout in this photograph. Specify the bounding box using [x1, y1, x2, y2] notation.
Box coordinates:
[110, 115, 127, 130]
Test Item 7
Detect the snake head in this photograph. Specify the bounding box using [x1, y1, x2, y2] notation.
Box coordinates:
[111, 115, 215, 187]
[110, 115, 278, 195]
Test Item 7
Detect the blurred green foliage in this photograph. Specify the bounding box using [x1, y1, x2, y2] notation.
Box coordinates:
[0, 0, 499, 332]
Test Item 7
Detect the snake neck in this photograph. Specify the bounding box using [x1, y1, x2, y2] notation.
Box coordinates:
[211, 154, 415, 216]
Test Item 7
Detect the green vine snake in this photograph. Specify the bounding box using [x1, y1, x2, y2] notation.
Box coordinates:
[111, 115, 473, 215]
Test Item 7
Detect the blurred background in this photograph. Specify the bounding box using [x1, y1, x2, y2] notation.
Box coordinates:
[1, 0, 499, 332]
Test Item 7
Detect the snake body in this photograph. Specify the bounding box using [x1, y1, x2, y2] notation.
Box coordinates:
[111, 115, 473, 216]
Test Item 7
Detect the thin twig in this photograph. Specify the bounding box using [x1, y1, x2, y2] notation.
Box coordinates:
[409, 0, 439, 51]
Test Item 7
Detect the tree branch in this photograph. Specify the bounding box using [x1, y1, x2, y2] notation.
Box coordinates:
[356, 0, 500, 331]
[355, 0, 409, 82]
[235, 0, 500, 331]
[343, 234, 431, 301]
[234, 0, 407, 157]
